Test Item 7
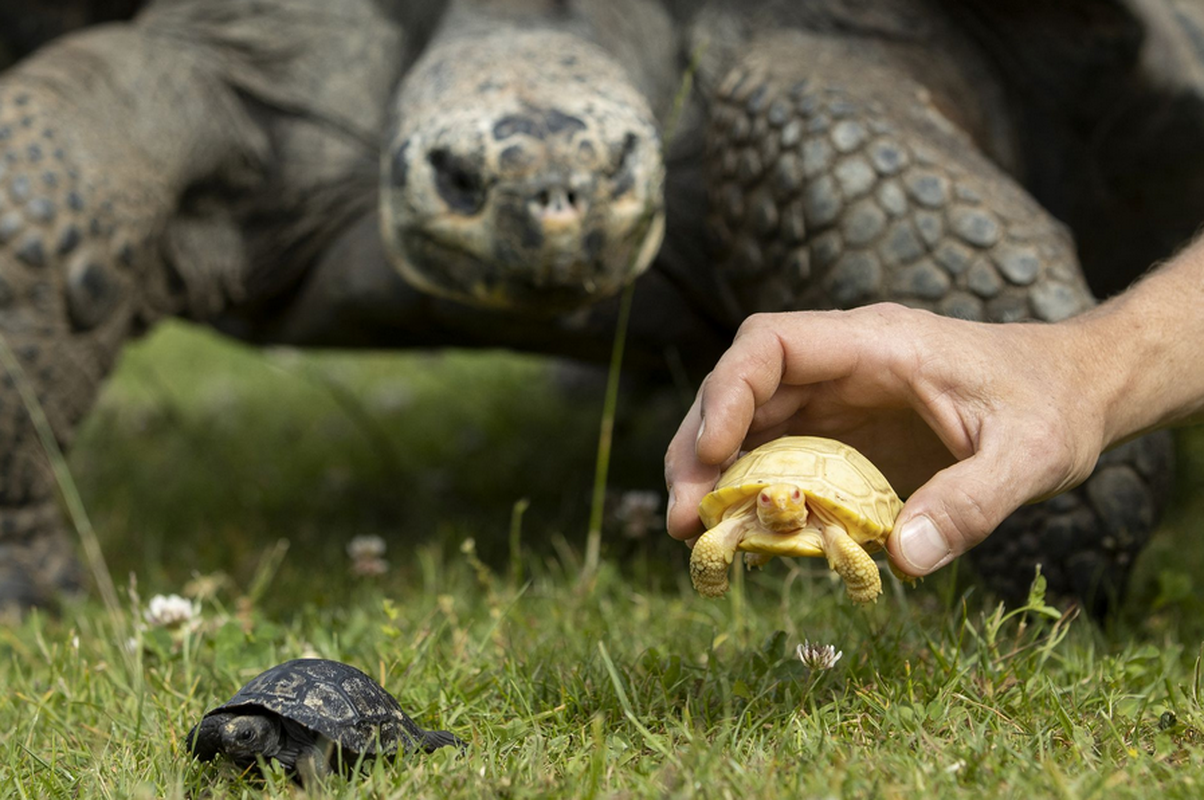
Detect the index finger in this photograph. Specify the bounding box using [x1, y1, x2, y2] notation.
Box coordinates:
[664, 393, 721, 540]
[696, 310, 864, 464]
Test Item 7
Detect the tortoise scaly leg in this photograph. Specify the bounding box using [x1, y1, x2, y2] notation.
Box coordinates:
[0, 17, 262, 611]
[689, 514, 757, 598]
[819, 523, 881, 604]
[294, 744, 332, 788]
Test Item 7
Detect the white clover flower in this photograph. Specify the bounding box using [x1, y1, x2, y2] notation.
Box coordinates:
[796, 640, 843, 670]
[614, 490, 662, 539]
[143, 593, 200, 629]
[347, 534, 387, 561]
[347, 535, 389, 576]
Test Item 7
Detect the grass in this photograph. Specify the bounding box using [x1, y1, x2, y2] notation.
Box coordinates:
[3, 321, 1204, 798]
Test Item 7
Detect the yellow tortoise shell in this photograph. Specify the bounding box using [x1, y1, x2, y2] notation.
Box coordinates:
[699, 436, 903, 543]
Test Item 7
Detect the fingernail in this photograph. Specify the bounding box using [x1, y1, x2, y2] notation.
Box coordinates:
[897, 515, 952, 573]
[695, 417, 706, 445]
[665, 488, 676, 525]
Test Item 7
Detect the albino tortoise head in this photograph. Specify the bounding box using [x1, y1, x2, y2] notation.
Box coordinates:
[756, 483, 809, 531]
[381, 25, 665, 311]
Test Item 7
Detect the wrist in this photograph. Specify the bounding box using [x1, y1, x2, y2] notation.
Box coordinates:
[1074, 244, 1204, 447]
[1064, 306, 1143, 450]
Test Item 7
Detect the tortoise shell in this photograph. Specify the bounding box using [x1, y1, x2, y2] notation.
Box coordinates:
[699, 436, 902, 546]
[196, 659, 432, 758]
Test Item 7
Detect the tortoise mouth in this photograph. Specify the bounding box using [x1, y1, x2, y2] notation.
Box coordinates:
[385, 208, 665, 312]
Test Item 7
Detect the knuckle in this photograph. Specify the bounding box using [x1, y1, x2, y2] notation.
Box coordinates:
[1021, 414, 1098, 492]
[940, 484, 998, 552]
[736, 312, 776, 336]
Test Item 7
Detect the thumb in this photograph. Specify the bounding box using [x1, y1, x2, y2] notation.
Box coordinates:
[887, 452, 1035, 577]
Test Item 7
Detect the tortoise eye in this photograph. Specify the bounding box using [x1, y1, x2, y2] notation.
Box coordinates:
[792, 489, 802, 502]
[238, 729, 255, 742]
[759, 492, 770, 504]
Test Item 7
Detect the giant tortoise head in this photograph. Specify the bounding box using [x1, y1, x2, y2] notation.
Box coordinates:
[380, 12, 666, 312]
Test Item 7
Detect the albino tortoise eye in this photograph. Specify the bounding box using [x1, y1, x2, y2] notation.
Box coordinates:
[792, 489, 802, 502]
[759, 492, 770, 504]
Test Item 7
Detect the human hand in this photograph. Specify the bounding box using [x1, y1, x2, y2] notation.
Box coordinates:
[664, 303, 1116, 577]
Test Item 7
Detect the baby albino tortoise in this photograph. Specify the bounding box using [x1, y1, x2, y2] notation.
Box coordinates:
[187, 659, 464, 784]
[690, 436, 907, 604]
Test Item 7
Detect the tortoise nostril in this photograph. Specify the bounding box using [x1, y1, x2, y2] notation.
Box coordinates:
[427, 148, 485, 214]
[531, 184, 586, 219]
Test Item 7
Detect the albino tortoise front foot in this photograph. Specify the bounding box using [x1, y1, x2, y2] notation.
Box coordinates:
[689, 517, 750, 598]
[822, 525, 883, 605]
[689, 538, 736, 598]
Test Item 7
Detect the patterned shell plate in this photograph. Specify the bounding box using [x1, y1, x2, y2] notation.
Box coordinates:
[204, 659, 424, 756]
[699, 436, 902, 540]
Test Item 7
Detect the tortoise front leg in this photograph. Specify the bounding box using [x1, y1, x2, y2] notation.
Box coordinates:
[0, 16, 261, 611]
[294, 743, 333, 788]
[818, 523, 882, 605]
[689, 513, 758, 598]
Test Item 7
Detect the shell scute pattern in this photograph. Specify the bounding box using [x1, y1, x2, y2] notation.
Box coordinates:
[217, 659, 415, 754]
[701, 436, 901, 542]
[301, 682, 355, 723]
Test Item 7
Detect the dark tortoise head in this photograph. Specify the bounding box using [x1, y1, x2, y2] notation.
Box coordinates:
[382, 24, 665, 311]
[190, 712, 284, 767]
[218, 714, 282, 761]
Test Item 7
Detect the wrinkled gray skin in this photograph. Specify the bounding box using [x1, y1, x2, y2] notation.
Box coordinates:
[1, 0, 1202, 615]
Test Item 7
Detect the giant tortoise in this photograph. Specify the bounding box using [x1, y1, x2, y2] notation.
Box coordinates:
[1, 0, 1200, 614]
